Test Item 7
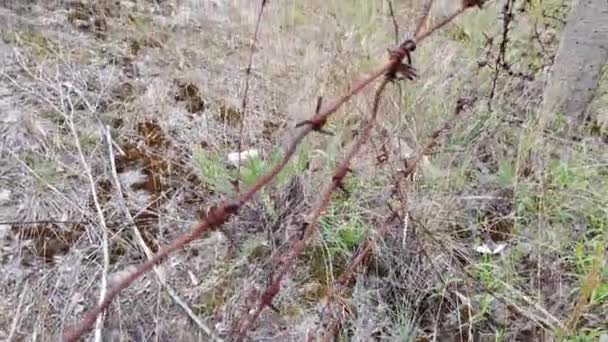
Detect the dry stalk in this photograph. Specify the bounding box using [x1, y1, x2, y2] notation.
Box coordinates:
[7, 280, 29, 342]
[236, 0, 268, 191]
[565, 240, 606, 333]
[105, 127, 223, 341]
[60, 82, 111, 342]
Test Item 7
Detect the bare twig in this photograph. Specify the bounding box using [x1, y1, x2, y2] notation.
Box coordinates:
[414, 0, 436, 38]
[488, 0, 516, 108]
[236, 0, 268, 191]
[64, 90, 110, 342]
[105, 127, 223, 341]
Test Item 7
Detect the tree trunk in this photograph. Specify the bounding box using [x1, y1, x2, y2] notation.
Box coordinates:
[540, 0, 608, 133]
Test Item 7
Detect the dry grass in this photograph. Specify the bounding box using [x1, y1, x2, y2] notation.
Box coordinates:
[0, 0, 606, 341]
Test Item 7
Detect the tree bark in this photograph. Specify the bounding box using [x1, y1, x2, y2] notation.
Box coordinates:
[540, 0, 608, 132]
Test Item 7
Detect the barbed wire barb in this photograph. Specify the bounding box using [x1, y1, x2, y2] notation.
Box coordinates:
[62, 3, 485, 340]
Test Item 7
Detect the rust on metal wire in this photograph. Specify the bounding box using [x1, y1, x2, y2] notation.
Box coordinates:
[317, 96, 477, 339]
[63, 1, 485, 341]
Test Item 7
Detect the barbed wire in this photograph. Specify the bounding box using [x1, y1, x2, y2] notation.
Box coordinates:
[63, 1, 487, 340]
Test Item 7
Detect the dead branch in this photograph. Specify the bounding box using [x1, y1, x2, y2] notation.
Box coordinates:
[489, 0, 516, 108]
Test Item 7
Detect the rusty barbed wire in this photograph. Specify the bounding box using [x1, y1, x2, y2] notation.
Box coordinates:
[231, 23, 480, 342]
[231, 75, 395, 341]
[317, 96, 477, 340]
[63, 1, 487, 341]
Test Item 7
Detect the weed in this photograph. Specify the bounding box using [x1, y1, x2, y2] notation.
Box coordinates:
[473, 255, 503, 291]
[192, 144, 310, 196]
[317, 185, 370, 259]
[566, 330, 603, 342]
[192, 146, 233, 195]
[497, 159, 516, 189]
[14, 29, 57, 59]
[24, 153, 61, 186]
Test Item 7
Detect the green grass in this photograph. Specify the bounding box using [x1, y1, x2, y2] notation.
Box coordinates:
[192, 144, 310, 196]
[192, 146, 233, 194]
[318, 199, 369, 257]
[13, 29, 58, 59]
[24, 153, 62, 186]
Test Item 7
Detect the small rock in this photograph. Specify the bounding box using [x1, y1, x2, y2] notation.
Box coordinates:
[0, 189, 10, 203]
[109, 265, 138, 287]
[0, 224, 10, 239]
[187, 270, 199, 286]
[226, 149, 259, 168]
[488, 297, 509, 326]
[474, 242, 507, 255]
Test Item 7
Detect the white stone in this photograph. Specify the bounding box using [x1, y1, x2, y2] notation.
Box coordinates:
[226, 149, 259, 167]
[0, 189, 10, 203]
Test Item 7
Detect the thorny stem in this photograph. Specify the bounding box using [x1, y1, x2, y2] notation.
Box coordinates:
[489, 0, 516, 108]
